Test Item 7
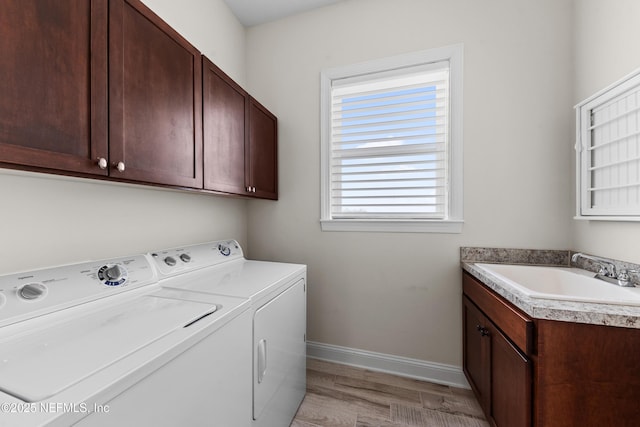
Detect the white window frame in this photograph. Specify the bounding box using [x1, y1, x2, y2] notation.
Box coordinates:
[575, 66, 640, 221]
[320, 44, 463, 233]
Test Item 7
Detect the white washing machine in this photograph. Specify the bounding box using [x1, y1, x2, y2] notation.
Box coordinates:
[0, 252, 251, 427]
[149, 240, 307, 427]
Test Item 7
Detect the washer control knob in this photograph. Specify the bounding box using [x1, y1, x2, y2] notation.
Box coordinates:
[104, 265, 123, 281]
[179, 254, 191, 263]
[218, 244, 231, 257]
[164, 256, 177, 266]
[0, 292, 7, 308]
[19, 283, 47, 300]
[98, 264, 128, 286]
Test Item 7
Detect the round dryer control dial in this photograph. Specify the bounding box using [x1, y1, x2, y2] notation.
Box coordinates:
[164, 256, 177, 266]
[0, 292, 7, 308]
[18, 283, 47, 300]
[97, 264, 128, 286]
[179, 254, 191, 263]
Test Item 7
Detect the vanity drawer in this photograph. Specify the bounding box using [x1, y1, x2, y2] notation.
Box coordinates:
[463, 272, 534, 355]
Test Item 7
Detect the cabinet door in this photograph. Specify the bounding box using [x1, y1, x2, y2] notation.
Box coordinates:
[0, 0, 108, 175]
[202, 57, 248, 194]
[489, 323, 532, 427]
[463, 297, 490, 413]
[464, 295, 532, 427]
[247, 98, 278, 199]
[109, 0, 202, 188]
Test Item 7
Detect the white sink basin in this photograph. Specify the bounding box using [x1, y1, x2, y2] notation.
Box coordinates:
[475, 263, 640, 306]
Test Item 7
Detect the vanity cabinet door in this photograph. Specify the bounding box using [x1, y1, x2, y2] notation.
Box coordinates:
[0, 0, 108, 175]
[463, 297, 490, 412]
[463, 293, 532, 427]
[489, 321, 532, 427]
[109, 0, 202, 188]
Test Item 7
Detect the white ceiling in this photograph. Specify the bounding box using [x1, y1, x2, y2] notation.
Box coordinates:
[223, 0, 342, 27]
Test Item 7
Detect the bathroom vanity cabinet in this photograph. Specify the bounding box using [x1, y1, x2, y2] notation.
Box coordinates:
[463, 273, 532, 427]
[463, 271, 640, 427]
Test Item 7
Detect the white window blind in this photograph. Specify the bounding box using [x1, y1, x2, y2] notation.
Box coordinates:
[330, 64, 449, 219]
[320, 45, 463, 233]
[576, 67, 640, 219]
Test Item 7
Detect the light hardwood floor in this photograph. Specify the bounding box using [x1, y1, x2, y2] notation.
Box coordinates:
[291, 359, 489, 427]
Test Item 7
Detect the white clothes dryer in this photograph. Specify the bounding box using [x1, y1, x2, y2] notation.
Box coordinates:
[149, 240, 307, 427]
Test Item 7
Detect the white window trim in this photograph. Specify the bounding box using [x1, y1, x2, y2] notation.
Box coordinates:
[574, 66, 640, 221]
[320, 44, 464, 233]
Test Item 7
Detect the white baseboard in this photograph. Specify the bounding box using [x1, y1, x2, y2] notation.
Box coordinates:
[306, 341, 470, 389]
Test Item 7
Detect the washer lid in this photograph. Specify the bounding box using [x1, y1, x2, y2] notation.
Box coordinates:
[0, 294, 218, 402]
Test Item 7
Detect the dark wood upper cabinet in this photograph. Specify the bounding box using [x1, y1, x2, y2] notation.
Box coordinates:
[203, 57, 278, 199]
[109, 0, 202, 188]
[248, 98, 278, 200]
[1, 0, 276, 198]
[0, 0, 108, 175]
[202, 57, 248, 194]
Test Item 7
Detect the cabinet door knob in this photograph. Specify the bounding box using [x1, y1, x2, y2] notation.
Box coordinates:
[97, 157, 108, 169]
[115, 161, 126, 172]
[476, 324, 489, 336]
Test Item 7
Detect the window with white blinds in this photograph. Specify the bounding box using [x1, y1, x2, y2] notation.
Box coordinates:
[320, 45, 463, 232]
[576, 68, 640, 219]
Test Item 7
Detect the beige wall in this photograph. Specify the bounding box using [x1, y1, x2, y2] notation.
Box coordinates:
[0, 0, 248, 275]
[245, 0, 574, 366]
[9, 0, 635, 373]
[572, 0, 640, 263]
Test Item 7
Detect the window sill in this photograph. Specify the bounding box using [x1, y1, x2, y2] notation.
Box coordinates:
[574, 215, 640, 222]
[320, 219, 464, 233]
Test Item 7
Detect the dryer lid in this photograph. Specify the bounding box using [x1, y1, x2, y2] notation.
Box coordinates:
[160, 259, 305, 301]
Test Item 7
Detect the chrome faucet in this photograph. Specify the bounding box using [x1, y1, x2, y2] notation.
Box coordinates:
[571, 253, 617, 277]
[571, 252, 638, 287]
[617, 269, 640, 287]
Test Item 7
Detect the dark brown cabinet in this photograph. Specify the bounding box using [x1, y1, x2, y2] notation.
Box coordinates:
[463, 291, 531, 427]
[248, 98, 278, 200]
[109, 0, 202, 188]
[489, 324, 531, 427]
[202, 57, 248, 195]
[0, 0, 108, 176]
[463, 297, 490, 412]
[463, 271, 640, 427]
[1, 0, 277, 198]
[203, 58, 278, 199]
